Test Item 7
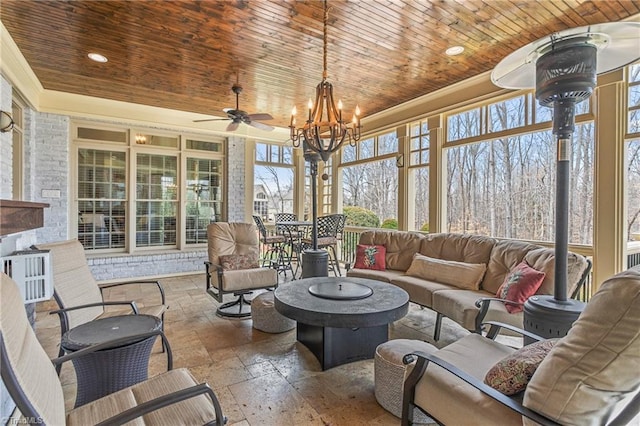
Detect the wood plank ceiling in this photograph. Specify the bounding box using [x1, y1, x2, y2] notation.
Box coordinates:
[2, 1, 639, 129]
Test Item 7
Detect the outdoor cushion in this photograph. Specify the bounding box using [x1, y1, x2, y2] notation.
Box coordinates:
[413, 334, 520, 425]
[346, 267, 405, 283]
[354, 244, 386, 270]
[389, 275, 452, 308]
[432, 289, 521, 331]
[484, 339, 558, 395]
[523, 267, 640, 425]
[496, 261, 546, 313]
[406, 253, 487, 291]
[358, 229, 423, 271]
[218, 268, 277, 292]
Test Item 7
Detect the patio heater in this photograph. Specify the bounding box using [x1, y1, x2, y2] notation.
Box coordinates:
[492, 22, 640, 339]
[301, 142, 329, 278]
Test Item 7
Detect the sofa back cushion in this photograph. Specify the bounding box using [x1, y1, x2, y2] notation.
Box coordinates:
[523, 267, 640, 425]
[418, 233, 495, 265]
[483, 240, 542, 293]
[524, 248, 589, 297]
[358, 230, 424, 271]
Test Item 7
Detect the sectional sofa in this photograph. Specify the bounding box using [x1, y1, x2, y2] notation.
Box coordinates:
[346, 230, 591, 339]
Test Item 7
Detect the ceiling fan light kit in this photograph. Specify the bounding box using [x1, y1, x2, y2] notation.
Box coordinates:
[289, 0, 362, 163]
[492, 21, 640, 338]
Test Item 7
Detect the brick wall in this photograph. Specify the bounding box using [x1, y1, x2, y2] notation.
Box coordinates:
[227, 136, 246, 222]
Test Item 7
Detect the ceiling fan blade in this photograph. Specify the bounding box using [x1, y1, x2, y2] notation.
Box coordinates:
[193, 118, 230, 123]
[247, 113, 273, 121]
[248, 120, 274, 132]
[226, 121, 240, 132]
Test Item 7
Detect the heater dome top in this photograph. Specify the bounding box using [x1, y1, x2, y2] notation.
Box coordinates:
[491, 22, 640, 90]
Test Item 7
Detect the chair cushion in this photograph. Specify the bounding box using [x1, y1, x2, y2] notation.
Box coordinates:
[358, 230, 424, 271]
[524, 267, 640, 425]
[207, 222, 259, 266]
[67, 368, 219, 425]
[219, 267, 277, 292]
[354, 244, 386, 270]
[219, 254, 259, 270]
[496, 261, 546, 313]
[484, 339, 558, 395]
[406, 253, 486, 291]
[413, 334, 521, 425]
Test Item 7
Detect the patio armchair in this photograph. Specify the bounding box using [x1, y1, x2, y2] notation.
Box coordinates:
[0, 272, 225, 426]
[205, 222, 278, 317]
[33, 239, 168, 366]
[252, 215, 293, 276]
[401, 266, 640, 426]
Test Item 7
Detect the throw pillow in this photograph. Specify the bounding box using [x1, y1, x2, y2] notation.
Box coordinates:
[496, 261, 546, 313]
[219, 254, 259, 270]
[354, 244, 386, 270]
[405, 253, 487, 290]
[484, 339, 558, 395]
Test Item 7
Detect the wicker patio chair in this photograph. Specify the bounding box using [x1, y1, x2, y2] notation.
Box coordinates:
[33, 239, 168, 370]
[252, 215, 293, 276]
[0, 272, 225, 426]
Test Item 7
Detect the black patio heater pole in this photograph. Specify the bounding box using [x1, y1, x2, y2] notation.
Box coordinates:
[523, 41, 596, 341]
[302, 143, 329, 278]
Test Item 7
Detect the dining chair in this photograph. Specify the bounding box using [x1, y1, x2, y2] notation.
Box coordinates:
[300, 214, 342, 276]
[252, 215, 293, 277]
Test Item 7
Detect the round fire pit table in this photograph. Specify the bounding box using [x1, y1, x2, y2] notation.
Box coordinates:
[274, 277, 409, 370]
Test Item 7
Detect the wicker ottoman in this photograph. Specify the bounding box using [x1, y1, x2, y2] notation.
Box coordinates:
[252, 291, 296, 333]
[375, 339, 436, 423]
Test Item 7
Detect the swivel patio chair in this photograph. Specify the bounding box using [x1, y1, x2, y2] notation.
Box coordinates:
[0, 273, 225, 426]
[205, 222, 278, 318]
[401, 266, 640, 426]
[33, 239, 168, 370]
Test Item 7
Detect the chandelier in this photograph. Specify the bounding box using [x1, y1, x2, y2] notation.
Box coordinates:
[289, 0, 361, 162]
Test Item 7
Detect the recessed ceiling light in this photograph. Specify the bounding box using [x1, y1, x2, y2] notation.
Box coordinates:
[445, 46, 465, 56]
[88, 52, 108, 63]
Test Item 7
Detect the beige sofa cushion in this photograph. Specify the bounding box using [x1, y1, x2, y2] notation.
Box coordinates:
[419, 233, 495, 265]
[406, 253, 487, 291]
[358, 229, 424, 271]
[523, 267, 640, 425]
[389, 275, 452, 308]
[413, 334, 520, 425]
[524, 247, 589, 297]
[346, 267, 405, 283]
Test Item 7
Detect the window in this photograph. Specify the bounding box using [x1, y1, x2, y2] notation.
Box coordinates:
[185, 158, 223, 244]
[254, 142, 295, 221]
[341, 131, 398, 227]
[78, 149, 126, 249]
[74, 124, 225, 251]
[409, 120, 429, 231]
[628, 63, 640, 136]
[445, 95, 594, 244]
[135, 154, 178, 247]
[628, 139, 640, 241]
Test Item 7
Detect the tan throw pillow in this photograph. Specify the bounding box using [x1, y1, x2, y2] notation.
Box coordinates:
[405, 253, 487, 290]
[484, 339, 558, 395]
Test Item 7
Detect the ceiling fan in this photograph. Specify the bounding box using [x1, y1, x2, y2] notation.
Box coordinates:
[194, 84, 274, 132]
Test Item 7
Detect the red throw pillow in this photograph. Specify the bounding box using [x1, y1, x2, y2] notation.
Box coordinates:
[496, 261, 546, 314]
[354, 244, 386, 271]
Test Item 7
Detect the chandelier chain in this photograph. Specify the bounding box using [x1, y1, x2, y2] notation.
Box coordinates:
[322, 0, 328, 80]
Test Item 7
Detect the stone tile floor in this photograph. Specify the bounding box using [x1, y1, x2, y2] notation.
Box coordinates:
[34, 272, 519, 425]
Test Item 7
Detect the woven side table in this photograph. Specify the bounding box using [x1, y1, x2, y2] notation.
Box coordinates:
[61, 314, 162, 407]
[375, 339, 436, 423]
[252, 291, 295, 333]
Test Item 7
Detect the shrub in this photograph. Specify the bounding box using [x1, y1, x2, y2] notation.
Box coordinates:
[420, 222, 429, 232]
[381, 218, 398, 229]
[344, 206, 380, 228]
